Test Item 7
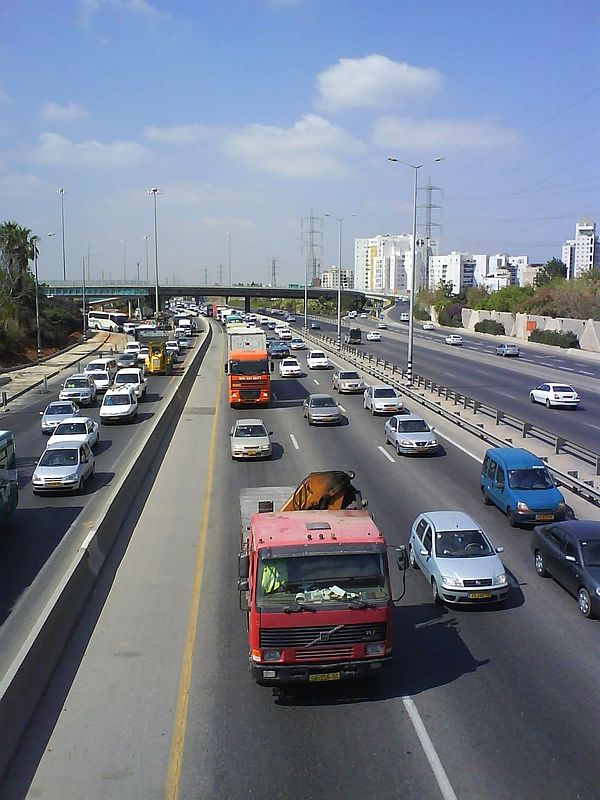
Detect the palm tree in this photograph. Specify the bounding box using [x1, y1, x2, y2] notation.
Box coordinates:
[0, 221, 37, 325]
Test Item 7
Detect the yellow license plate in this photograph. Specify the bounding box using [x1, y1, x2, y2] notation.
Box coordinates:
[309, 672, 341, 683]
[247, 450, 256, 456]
[47, 482, 62, 488]
[468, 592, 492, 599]
[536, 514, 553, 521]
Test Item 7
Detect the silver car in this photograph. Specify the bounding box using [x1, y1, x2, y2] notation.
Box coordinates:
[409, 511, 508, 605]
[40, 401, 80, 435]
[384, 414, 438, 456]
[59, 373, 97, 406]
[332, 370, 365, 394]
[496, 344, 520, 357]
[32, 441, 95, 494]
[303, 394, 342, 425]
[230, 418, 272, 459]
[363, 385, 403, 415]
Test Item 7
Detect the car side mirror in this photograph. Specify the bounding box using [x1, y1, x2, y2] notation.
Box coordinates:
[39, 411, 43, 416]
[420, 549, 429, 557]
[268, 431, 273, 436]
[565, 555, 577, 563]
[396, 545, 409, 571]
[495, 546, 504, 554]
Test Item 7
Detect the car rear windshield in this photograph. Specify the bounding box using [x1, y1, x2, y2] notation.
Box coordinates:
[553, 385, 575, 393]
[581, 540, 600, 567]
[435, 530, 494, 558]
[229, 359, 269, 376]
[104, 394, 131, 406]
[282, 360, 297, 367]
[235, 425, 267, 437]
[87, 362, 107, 371]
[374, 388, 396, 398]
[39, 448, 78, 467]
[508, 467, 554, 490]
[311, 397, 336, 408]
[54, 422, 87, 436]
[115, 373, 139, 383]
[89, 371, 110, 381]
[311, 352, 326, 359]
[47, 404, 74, 415]
[398, 420, 430, 433]
[340, 372, 360, 380]
[64, 379, 88, 389]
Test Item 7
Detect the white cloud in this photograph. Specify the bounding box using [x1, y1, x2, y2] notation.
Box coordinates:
[40, 101, 90, 122]
[144, 124, 213, 144]
[316, 54, 443, 111]
[372, 116, 521, 150]
[0, 173, 45, 196]
[223, 114, 366, 178]
[27, 132, 150, 167]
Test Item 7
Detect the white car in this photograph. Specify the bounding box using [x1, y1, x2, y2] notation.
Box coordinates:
[165, 340, 181, 361]
[230, 418, 272, 460]
[113, 367, 148, 399]
[177, 336, 191, 349]
[279, 329, 293, 341]
[529, 383, 580, 409]
[124, 342, 142, 355]
[306, 350, 329, 369]
[289, 338, 306, 350]
[360, 313, 368, 318]
[366, 331, 381, 342]
[363, 385, 403, 415]
[377, 322, 387, 329]
[423, 322, 435, 331]
[85, 369, 112, 393]
[259, 316, 270, 325]
[48, 416, 100, 449]
[445, 334, 463, 346]
[99, 387, 139, 424]
[279, 358, 301, 377]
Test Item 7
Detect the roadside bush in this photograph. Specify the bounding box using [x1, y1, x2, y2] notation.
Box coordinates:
[528, 329, 579, 349]
[474, 319, 505, 335]
[437, 302, 464, 327]
[413, 305, 430, 321]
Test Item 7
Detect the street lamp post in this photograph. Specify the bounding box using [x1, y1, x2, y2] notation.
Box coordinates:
[87, 240, 91, 282]
[143, 235, 149, 281]
[147, 188, 162, 315]
[31, 232, 56, 360]
[387, 156, 444, 384]
[324, 213, 356, 349]
[57, 188, 67, 280]
[82, 256, 87, 337]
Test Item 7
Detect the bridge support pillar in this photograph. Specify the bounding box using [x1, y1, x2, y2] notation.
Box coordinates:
[244, 295, 251, 314]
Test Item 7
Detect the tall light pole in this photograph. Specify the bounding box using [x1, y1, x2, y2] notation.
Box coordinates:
[31, 232, 56, 360]
[387, 156, 444, 384]
[227, 230, 232, 285]
[87, 240, 91, 282]
[143, 235, 149, 281]
[82, 256, 87, 337]
[324, 213, 356, 349]
[147, 188, 161, 315]
[57, 188, 67, 279]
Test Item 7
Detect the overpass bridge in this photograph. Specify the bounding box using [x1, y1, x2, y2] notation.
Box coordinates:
[44, 280, 365, 313]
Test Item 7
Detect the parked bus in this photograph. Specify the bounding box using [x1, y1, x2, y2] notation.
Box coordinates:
[88, 310, 128, 332]
[0, 431, 18, 523]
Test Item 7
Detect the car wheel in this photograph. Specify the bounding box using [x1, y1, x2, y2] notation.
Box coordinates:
[76, 477, 84, 495]
[409, 545, 419, 570]
[482, 488, 492, 505]
[396, 441, 402, 456]
[529, 393, 535, 403]
[534, 550, 549, 577]
[578, 588, 594, 618]
[371, 406, 376, 416]
[508, 507, 519, 527]
[431, 579, 443, 606]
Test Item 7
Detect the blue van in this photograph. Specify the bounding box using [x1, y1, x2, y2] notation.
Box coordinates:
[481, 447, 566, 527]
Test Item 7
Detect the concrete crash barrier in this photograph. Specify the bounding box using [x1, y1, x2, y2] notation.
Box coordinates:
[0, 321, 213, 779]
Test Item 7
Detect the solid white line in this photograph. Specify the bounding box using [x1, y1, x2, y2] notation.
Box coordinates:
[313, 379, 319, 385]
[377, 444, 395, 463]
[289, 434, 299, 450]
[435, 432, 482, 463]
[580, 371, 595, 376]
[402, 696, 458, 800]
[338, 404, 346, 412]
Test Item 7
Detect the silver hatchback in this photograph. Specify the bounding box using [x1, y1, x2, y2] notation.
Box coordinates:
[230, 418, 272, 459]
[40, 401, 80, 435]
[384, 414, 438, 455]
[32, 441, 95, 494]
[303, 394, 342, 425]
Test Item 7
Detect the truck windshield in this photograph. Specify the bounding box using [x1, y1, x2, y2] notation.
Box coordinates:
[229, 359, 269, 376]
[257, 553, 389, 607]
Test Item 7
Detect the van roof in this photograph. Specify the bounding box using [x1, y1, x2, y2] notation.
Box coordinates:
[486, 447, 545, 468]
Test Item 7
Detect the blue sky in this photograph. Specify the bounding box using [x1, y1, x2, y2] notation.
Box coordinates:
[1, 0, 598, 286]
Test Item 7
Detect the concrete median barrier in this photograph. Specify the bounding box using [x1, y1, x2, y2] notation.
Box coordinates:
[0, 321, 213, 779]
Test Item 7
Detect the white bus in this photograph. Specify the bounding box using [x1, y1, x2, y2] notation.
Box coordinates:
[88, 310, 128, 332]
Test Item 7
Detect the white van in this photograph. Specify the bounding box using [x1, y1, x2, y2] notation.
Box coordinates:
[85, 357, 118, 381]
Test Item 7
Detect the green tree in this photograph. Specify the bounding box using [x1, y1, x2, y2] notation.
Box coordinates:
[534, 258, 567, 287]
[0, 221, 37, 325]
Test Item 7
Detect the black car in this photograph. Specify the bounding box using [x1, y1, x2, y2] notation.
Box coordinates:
[270, 342, 290, 359]
[532, 520, 600, 617]
[116, 352, 139, 369]
[310, 322, 320, 330]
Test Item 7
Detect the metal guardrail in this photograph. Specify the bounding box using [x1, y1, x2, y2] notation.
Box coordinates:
[303, 331, 600, 508]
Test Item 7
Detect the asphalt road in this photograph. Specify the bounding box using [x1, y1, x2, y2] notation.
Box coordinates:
[0, 339, 198, 627]
[8, 330, 600, 799]
[291, 313, 600, 454]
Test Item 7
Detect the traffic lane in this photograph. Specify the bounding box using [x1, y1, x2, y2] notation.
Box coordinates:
[223, 373, 600, 798]
[0, 353, 195, 626]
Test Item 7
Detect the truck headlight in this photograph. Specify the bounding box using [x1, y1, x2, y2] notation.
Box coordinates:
[516, 501, 530, 512]
[365, 642, 386, 656]
[441, 576, 462, 588]
[262, 649, 282, 662]
[493, 574, 508, 586]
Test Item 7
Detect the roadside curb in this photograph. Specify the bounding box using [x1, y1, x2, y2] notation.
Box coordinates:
[0, 321, 213, 780]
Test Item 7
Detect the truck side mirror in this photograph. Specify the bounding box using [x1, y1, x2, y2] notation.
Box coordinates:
[238, 552, 250, 588]
[224, 363, 229, 375]
[270, 362, 274, 373]
[396, 545, 409, 571]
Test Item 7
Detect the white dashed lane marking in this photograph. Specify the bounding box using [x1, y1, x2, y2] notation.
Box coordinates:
[377, 445, 395, 463]
[289, 434, 299, 450]
[313, 379, 319, 385]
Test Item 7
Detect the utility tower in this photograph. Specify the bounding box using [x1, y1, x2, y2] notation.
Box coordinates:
[204, 267, 208, 285]
[300, 210, 323, 285]
[270, 257, 278, 287]
[218, 263, 224, 285]
[418, 178, 443, 253]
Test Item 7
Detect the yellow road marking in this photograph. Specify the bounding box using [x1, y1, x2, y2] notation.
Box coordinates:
[165, 335, 223, 800]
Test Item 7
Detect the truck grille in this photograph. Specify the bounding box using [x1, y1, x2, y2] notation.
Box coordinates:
[463, 579, 493, 587]
[240, 389, 261, 400]
[300, 646, 354, 661]
[260, 622, 387, 648]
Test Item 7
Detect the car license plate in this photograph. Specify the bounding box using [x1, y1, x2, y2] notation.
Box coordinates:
[247, 450, 257, 456]
[47, 481, 62, 488]
[309, 672, 341, 683]
[468, 591, 492, 599]
[536, 514, 553, 521]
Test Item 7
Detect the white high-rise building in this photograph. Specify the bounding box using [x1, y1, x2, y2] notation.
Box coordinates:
[562, 219, 599, 278]
[320, 267, 354, 289]
[428, 252, 476, 293]
[354, 234, 428, 295]
[429, 251, 529, 292]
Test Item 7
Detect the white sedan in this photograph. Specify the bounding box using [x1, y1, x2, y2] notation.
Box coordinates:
[48, 417, 100, 449]
[529, 383, 580, 409]
[366, 331, 381, 342]
[306, 350, 330, 369]
[445, 334, 463, 346]
[423, 322, 435, 331]
[363, 385, 403, 415]
[279, 358, 301, 377]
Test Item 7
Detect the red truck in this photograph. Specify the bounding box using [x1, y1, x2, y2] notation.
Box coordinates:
[238, 471, 408, 686]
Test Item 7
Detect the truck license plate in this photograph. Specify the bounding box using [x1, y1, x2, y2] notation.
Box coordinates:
[468, 591, 492, 600]
[309, 672, 341, 683]
[536, 514, 553, 521]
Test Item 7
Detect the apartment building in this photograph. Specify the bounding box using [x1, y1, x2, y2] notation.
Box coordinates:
[354, 234, 429, 295]
[562, 219, 600, 278]
[429, 252, 529, 292]
[320, 267, 354, 289]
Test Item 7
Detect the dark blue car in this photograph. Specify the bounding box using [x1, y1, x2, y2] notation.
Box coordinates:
[532, 521, 600, 617]
[270, 343, 290, 359]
